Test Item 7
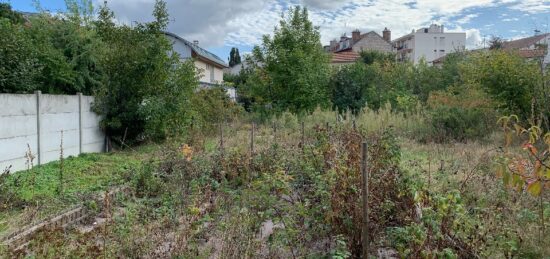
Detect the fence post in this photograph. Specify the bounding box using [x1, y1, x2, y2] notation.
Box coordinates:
[78, 93, 83, 155]
[35, 90, 42, 165]
[353, 119, 356, 131]
[361, 141, 369, 258]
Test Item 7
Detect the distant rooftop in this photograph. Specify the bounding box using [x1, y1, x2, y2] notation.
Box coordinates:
[164, 31, 228, 68]
[502, 33, 550, 50]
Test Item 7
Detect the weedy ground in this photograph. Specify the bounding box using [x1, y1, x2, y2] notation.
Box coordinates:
[1, 108, 548, 258]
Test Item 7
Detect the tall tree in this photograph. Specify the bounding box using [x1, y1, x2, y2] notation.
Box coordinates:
[235, 48, 241, 65]
[93, 0, 198, 141]
[229, 47, 242, 67]
[251, 6, 330, 113]
[229, 47, 236, 67]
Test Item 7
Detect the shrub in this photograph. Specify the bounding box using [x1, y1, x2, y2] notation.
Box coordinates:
[330, 62, 371, 114]
[428, 106, 491, 142]
[132, 164, 163, 198]
[189, 87, 244, 134]
[425, 88, 495, 142]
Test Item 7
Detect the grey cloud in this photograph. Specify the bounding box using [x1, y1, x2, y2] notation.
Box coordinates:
[301, 0, 351, 9]
[104, 0, 269, 47]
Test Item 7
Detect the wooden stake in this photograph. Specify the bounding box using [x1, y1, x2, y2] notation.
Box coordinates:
[361, 141, 369, 258]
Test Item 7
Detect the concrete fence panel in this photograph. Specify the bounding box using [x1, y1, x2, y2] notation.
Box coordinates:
[0, 92, 105, 173]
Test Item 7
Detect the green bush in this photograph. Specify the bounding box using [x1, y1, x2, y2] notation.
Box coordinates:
[428, 106, 492, 142]
[189, 87, 244, 134]
[132, 164, 163, 198]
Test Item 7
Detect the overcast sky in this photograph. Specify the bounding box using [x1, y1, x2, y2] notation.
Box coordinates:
[4, 0, 550, 62]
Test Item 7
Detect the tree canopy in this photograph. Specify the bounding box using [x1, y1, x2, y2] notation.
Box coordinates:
[251, 6, 330, 113]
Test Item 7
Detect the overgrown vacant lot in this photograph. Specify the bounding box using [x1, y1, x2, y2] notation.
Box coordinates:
[0, 146, 158, 240]
[1, 109, 548, 258]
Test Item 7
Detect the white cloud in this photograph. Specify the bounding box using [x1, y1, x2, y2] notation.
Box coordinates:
[506, 0, 550, 13]
[97, 0, 549, 50]
[455, 13, 479, 24]
[465, 28, 483, 49]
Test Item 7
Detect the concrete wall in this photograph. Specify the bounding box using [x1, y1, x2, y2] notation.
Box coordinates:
[0, 92, 105, 173]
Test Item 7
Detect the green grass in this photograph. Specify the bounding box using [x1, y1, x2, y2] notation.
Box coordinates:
[0, 145, 157, 239]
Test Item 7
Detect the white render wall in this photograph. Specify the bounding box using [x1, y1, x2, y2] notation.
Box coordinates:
[413, 32, 465, 64]
[194, 59, 224, 85]
[0, 92, 105, 173]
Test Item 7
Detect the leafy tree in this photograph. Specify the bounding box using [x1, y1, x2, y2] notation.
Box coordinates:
[0, 3, 24, 24]
[251, 6, 330, 113]
[228, 47, 242, 67]
[94, 0, 197, 142]
[330, 62, 371, 114]
[0, 19, 41, 93]
[360, 50, 395, 65]
[461, 50, 539, 120]
[235, 48, 241, 65]
[488, 36, 504, 50]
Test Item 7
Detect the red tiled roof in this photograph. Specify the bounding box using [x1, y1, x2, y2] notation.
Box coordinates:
[517, 49, 546, 58]
[502, 33, 549, 50]
[331, 51, 360, 63]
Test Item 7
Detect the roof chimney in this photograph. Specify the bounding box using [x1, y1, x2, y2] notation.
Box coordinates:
[352, 29, 361, 42]
[330, 39, 338, 51]
[193, 40, 199, 46]
[383, 27, 391, 42]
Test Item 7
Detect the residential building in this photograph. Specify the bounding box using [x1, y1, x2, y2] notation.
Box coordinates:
[325, 28, 393, 65]
[164, 32, 228, 86]
[393, 24, 465, 64]
[164, 32, 236, 101]
[501, 33, 550, 65]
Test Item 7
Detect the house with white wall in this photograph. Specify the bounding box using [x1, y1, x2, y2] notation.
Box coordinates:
[393, 24, 465, 64]
[164, 32, 235, 100]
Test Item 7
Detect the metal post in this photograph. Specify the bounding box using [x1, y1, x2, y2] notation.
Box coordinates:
[35, 90, 42, 165]
[361, 141, 369, 258]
